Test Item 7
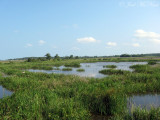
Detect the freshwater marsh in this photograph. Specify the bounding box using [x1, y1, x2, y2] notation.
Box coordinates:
[29, 62, 147, 78]
[0, 58, 160, 119]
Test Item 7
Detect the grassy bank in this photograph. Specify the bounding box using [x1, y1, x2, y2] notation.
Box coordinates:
[0, 58, 160, 119]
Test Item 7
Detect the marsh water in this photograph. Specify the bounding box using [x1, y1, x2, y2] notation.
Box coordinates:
[29, 62, 147, 78]
[128, 94, 160, 110]
[0, 85, 12, 99]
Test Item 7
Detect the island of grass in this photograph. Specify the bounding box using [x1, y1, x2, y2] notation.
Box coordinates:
[103, 65, 117, 68]
[76, 68, 85, 72]
[99, 69, 130, 75]
[64, 62, 81, 68]
[62, 67, 72, 71]
[148, 60, 157, 65]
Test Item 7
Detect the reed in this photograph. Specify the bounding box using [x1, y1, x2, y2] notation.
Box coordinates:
[0, 58, 160, 119]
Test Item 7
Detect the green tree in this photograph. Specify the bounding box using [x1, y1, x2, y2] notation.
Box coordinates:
[75, 56, 79, 59]
[54, 54, 60, 59]
[45, 53, 51, 60]
[69, 55, 74, 59]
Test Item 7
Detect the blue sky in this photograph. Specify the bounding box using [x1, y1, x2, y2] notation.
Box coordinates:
[0, 0, 160, 60]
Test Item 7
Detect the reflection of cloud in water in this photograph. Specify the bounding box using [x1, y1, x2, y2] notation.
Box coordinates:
[87, 73, 97, 77]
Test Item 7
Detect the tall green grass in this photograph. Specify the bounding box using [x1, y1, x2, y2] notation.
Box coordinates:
[0, 59, 160, 119]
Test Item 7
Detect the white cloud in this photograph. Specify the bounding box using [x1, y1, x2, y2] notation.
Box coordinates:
[39, 40, 46, 45]
[107, 42, 117, 47]
[77, 37, 98, 43]
[25, 43, 33, 48]
[151, 39, 160, 44]
[132, 43, 140, 47]
[134, 29, 160, 44]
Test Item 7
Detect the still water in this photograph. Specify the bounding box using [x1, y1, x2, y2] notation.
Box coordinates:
[29, 62, 147, 78]
[128, 94, 160, 110]
[0, 85, 12, 99]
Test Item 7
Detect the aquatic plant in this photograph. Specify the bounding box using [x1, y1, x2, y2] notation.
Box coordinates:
[76, 69, 85, 72]
[64, 63, 81, 68]
[103, 65, 117, 68]
[99, 69, 130, 75]
[148, 60, 157, 65]
[62, 68, 72, 71]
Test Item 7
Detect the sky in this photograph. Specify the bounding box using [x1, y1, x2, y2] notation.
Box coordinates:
[0, 0, 160, 60]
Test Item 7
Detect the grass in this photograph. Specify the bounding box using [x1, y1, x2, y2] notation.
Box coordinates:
[64, 62, 81, 68]
[62, 67, 72, 71]
[99, 69, 130, 75]
[103, 65, 117, 68]
[148, 60, 157, 65]
[76, 69, 85, 72]
[0, 57, 160, 119]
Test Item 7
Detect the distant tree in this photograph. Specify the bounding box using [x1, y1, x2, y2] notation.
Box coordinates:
[69, 55, 74, 59]
[54, 54, 60, 59]
[45, 53, 51, 60]
[64, 56, 69, 59]
[27, 58, 32, 62]
[120, 54, 131, 57]
[75, 56, 79, 59]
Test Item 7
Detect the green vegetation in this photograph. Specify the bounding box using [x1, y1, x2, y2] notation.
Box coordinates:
[45, 53, 52, 60]
[148, 60, 157, 65]
[99, 69, 130, 75]
[64, 62, 81, 68]
[0, 57, 160, 119]
[76, 69, 85, 72]
[62, 67, 72, 71]
[103, 65, 117, 68]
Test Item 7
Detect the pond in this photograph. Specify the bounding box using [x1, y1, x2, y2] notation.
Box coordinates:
[29, 62, 147, 78]
[128, 94, 160, 110]
[0, 85, 12, 99]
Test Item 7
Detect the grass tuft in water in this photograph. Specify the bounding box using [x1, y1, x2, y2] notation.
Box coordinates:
[103, 65, 117, 68]
[77, 69, 85, 72]
[62, 68, 72, 71]
[99, 69, 130, 75]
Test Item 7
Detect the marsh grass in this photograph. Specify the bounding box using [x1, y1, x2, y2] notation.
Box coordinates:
[99, 69, 130, 75]
[103, 65, 117, 68]
[62, 67, 72, 71]
[76, 69, 85, 72]
[64, 62, 81, 68]
[148, 61, 157, 65]
[0, 58, 160, 119]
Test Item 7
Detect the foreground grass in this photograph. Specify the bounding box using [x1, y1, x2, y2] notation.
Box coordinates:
[0, 58, 160, 119]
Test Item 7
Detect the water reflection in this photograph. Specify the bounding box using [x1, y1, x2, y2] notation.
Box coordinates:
[128, 94, 160, 110]
[29, 62, 147, 78]
[0, 85, 12, 99]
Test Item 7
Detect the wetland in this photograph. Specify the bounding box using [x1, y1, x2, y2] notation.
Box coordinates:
[0, 58, 160, 119]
